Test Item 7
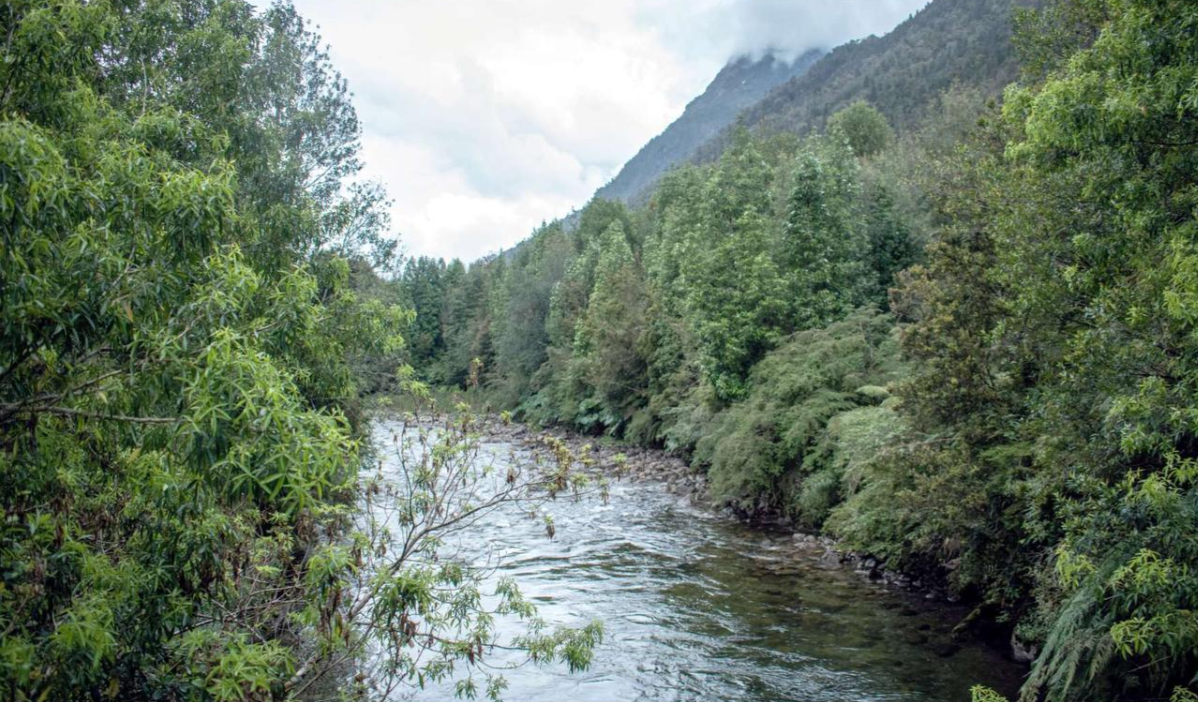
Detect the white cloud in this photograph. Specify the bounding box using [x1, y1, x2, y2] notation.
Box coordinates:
[259, 0, 927, 261]
[640, 0, 931, 62]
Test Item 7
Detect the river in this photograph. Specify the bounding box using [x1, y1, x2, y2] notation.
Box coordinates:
[371, 418, 1026, 701]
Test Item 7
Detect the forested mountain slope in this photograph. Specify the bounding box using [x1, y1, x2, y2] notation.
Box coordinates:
[694, 0, 1026, 163]
[594, 50, 821, 204]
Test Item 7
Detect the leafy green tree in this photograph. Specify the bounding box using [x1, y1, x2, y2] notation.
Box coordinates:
[684, 210, 787, 401]
[696, 308, 905, 516]
[679, 132, 786, 401]
[572, 197, 633, 253]
[643, 165, 706, 312]
[880, 2, 1198, 698]
[782, 135, 872, 331]
[699, 127, 774, 229]
[1001, 0, 1198, 697]
[0, 1, 400, 695]
[510, 200, 635, 425]
[438, 258, 468, 352]
[490, 224, 574, 404]
[0, 2, 599, 700]
[245, 2, 398, 270]
[483, 255, 511, 388]
[573, 222, 650, 426]
[827, 100, 895, 158]
[861, 175, 919, 303]
[400, 256, 448, 367]
[438, 261, 497, 387]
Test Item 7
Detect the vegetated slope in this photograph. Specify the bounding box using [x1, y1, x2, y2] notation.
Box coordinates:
[594, 50, 822, 204]
[693, 0, 1025, 164]
[404, 1, 1198, 700]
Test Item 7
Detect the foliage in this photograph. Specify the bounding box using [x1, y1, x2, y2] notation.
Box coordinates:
[972, 687, 1011, 702]
[1008, 1, 1198, 697]
[878, 1, 1198, 698]
[827, 101, 894, 158]
[694, 308, 906, 518]
[781, 133, 872, 332]
[0, 1, 601, 700]
[401, 256, 451, 366]
[345, 410, 604, 699]
[571, 222, 650, 426]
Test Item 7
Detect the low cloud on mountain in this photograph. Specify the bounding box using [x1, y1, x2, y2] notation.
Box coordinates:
[263, 0, 927, 261]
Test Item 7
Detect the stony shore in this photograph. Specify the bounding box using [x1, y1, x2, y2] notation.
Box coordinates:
[473, 415, 710, 498]
[469, 414, 968, 605]
[392, 411, 1030, 664]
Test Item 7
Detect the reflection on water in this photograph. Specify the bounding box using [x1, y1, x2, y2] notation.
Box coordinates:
[373, 421, 1025, 702]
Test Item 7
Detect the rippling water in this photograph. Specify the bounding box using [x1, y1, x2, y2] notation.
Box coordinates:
[373, 420, 1025, 702]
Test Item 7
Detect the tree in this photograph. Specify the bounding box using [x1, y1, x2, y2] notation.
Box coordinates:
[684, 210, 788, 402]
[827, 101, 895, 158]
[695, 308, 905, 517]
[492, 224, 574, 403]
[781, 135, 872, 332]
[643, 165, 706, 312]
[0, 0, 402, 695]
[1002, 1, 1198, 697]
[861, 175, 919, 303]
[438, 261, 496, 387]
[883, 1, 1198, 698]
[678, 132, 786, 401]
[0, 2, 595, 699]
[573, 222, 650, 425]
[248, 2, 398, 270]
[400, 256, 448, 367]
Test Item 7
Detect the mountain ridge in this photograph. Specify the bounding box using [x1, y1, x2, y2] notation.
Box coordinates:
[592, 49, 823, 205]
[692, 0, 1025, 165]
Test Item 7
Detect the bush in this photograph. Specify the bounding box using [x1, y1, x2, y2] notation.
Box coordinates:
[697, 308, 907, 518]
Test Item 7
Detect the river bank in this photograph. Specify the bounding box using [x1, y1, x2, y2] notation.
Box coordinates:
[458, 413, 1033, 667]
[373, 414, 1028, 701]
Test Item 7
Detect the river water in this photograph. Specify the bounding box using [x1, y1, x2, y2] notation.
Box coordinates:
[373, 420, 1025, 702]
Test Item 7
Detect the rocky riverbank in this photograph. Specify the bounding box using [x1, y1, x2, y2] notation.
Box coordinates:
[474, 416, 964, 600]
[488, 415, 1038, 664]
[397, 410, 1031, 666]
[473, 414, 712, 500]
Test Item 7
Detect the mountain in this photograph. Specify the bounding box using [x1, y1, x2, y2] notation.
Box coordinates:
[693, 0, 1026, 164]
[593, 50, 823, 205]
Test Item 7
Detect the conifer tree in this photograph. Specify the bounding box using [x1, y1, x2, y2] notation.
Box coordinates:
[782, 135, 872, 332]
[574, 223, 650, 417]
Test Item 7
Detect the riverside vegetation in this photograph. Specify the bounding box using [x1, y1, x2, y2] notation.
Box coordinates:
[0, 1, 601, 700]
[399, 1, 1198, 701]
[3, 0, 1198, 701]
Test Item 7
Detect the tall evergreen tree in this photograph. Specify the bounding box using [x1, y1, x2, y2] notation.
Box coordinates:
[684, 131, 787, 401]
[782, 135, 872, 331]
[574, 223, 650, 419]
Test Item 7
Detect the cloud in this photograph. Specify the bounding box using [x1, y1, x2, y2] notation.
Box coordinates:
[259, 0, 927, 262]
[641, 0, 930, 62]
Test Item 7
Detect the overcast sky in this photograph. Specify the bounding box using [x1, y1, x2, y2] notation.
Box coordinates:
[262, 0, 929, 262]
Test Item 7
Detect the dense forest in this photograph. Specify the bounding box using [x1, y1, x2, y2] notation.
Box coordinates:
[401, 1, 1198, 700]
[713, 0, 1024, 153]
